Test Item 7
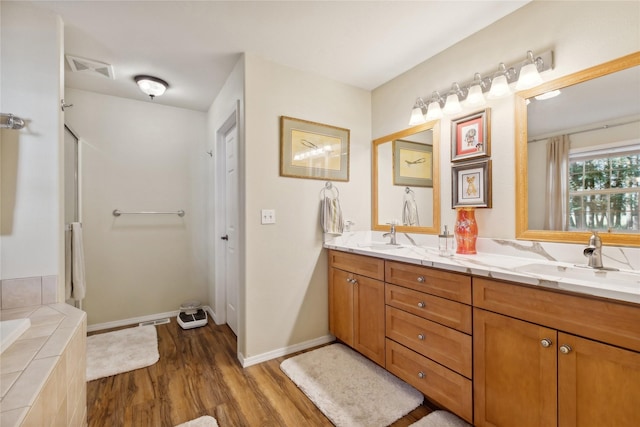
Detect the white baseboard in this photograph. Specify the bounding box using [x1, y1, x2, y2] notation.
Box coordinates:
[87, 306, 214, 332]
[204, 305, 221, 325]
[88, 310, 334, 369]
[239, 334, 335, 367]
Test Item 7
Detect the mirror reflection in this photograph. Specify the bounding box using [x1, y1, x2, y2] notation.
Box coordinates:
[515, 52, 640, 246]
[372, 122, 440, 234]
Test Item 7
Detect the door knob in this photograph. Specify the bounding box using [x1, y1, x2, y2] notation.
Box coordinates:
[221, 235, 229, 240]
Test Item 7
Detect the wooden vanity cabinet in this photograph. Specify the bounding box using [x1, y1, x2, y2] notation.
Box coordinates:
[384, 261, 473, 423]
[328, 250, 385, 366]
[474, 277, 640, 427]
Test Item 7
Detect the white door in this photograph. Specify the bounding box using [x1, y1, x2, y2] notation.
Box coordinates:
[224, 124, 239, 335]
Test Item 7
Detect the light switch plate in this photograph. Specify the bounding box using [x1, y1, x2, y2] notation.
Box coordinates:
[261, 209, 276, 224]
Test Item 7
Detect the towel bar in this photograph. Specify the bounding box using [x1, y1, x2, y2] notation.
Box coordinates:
[112, 209, 185, 217]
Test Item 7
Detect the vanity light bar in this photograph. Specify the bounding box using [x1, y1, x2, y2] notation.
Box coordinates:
[410, 50, 554, 124]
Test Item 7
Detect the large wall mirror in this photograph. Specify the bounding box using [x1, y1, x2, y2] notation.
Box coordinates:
[372, 121, 440, 234]
[515, 52, 640, 247]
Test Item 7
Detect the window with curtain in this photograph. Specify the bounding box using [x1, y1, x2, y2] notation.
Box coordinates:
[568, 142, 640, 232]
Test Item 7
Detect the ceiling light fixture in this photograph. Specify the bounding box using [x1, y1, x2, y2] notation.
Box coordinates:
[408, 49, 553, 122]
[134, 75, 169, 99]
[534, 89, 561, 101]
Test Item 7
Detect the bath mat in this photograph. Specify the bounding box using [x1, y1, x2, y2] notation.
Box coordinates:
[175, 415, 219, 427]
[409, 410, 471, 427]
[280, 343, 423, 427]
[86, 325, 159, 381]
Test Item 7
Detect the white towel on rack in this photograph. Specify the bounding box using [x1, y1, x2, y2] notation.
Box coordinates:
[70, 222, 87, 301]
[321, 196, 344, 234]
[64, 227, 72, 300]
[403, 198, 419, 226]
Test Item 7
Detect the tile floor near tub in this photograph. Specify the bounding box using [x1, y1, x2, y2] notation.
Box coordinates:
[0, 304, 87, 427]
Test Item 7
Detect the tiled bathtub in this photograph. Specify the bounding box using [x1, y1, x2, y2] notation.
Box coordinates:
[0, 277, 87, 427]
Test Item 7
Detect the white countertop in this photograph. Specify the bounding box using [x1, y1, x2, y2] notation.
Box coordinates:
[324, 232, 640, 305]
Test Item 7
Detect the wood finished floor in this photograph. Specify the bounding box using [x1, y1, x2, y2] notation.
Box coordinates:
[87, 319, 435, 427]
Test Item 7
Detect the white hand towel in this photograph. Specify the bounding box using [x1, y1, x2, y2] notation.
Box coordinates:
[403, 198, 419, 226]
[71, 222, 87, 301]
[321, 196, 344, 234]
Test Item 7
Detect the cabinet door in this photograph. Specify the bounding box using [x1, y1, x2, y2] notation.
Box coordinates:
[353, 275, 385, 366]
[474, 309, 557, 427]
[329, 267, 354, 346]
[558, 333, 640, 427]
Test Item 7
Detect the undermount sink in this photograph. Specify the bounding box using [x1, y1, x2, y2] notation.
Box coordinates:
[514, 263, 640, 291]
[358, 242, 403, 251]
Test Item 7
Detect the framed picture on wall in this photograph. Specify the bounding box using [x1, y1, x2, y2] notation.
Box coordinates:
[452, 159, 492, 208]
[392, 139, 433, 187]
[451, 108, 491, 162]
[280, 116, 350, 181]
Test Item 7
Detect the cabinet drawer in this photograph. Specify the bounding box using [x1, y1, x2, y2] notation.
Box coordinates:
[386, 339, 473, 424]
[385, 283, 472, 334]
[329, 250, 385, 281]
[386, 306, 472, 378]
[474, 277, 640, 353]
[385, 261, 471, 304]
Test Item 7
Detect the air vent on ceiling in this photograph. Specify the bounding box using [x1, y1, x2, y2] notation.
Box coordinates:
[65, 55, 114, 79]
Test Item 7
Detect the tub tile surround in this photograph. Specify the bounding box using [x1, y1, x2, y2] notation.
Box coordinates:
[1, 276, 59, 309]
[0, 303, 87, 427]
[324, 231, 640, 304]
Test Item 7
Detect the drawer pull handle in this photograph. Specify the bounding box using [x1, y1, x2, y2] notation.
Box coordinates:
[417, 301, 426, 308]
[417, 276, 425, 283]
[418, 371, 426, 379]
[540, 338, 553, 348]
[418, 333, 425, 341]
[559, 344, 572, 354]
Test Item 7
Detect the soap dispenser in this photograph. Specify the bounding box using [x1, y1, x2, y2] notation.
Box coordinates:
[439, 225, 454, 257]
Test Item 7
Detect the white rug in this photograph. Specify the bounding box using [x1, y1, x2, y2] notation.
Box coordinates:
[280, 343, 423, 427]
[409, 410, 471, 427]
[175, 415, 219, 427]
[86, 325, 159, 381]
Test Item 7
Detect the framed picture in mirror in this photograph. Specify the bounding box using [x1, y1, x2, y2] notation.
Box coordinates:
[452, 159, 492, 208]
[280, 116, 350, 181]
[451, 109, 491, 162]
[392, 139, 433, 187]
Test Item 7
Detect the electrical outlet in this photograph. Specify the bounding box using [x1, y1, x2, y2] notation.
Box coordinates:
[261, 209, 276, 224]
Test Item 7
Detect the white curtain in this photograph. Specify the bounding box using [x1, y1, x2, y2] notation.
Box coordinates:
[544, 135, 571, 230]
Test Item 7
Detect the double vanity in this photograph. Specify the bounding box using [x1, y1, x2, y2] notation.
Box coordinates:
[326, 233, 640, 426]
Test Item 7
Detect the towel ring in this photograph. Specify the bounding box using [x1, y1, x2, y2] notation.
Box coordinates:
[321, 181, 340, 199]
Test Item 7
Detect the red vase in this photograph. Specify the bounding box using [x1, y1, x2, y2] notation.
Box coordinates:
[454, 207, 478, 254]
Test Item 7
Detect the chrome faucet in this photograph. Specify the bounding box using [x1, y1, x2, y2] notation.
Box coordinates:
[383, 223, 398, 245]
[583, 231, 603, 269]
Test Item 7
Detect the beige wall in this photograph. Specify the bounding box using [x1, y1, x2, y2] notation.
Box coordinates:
[64, 88, 208, 325]
[372, 0, 640, 239]
[0, 2, 64, 286]
[240, 53, 371, 360]
[206, 55, 246, 349]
